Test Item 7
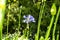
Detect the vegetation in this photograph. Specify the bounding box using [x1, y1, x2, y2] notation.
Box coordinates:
[0, 0, 60, 40]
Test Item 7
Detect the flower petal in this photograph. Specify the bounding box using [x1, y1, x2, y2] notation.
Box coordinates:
[23, 15, 27, 18]
[23, 15, 35, 23]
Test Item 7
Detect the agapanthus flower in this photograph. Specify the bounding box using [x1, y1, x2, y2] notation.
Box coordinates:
[23, 15, 35, 23]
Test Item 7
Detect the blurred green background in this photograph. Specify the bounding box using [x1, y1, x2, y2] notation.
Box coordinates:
[3, 0, 60, 39]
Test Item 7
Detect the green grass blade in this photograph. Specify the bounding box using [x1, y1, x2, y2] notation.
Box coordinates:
[0, 0, 6, 40]
[56, 31, 59, 40]
[45, 16, 54, 40]
[52, 7, 60, 40]
[35, 1, 45, 40]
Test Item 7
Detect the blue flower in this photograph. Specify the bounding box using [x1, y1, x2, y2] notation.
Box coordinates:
[23, 15, 35, 23]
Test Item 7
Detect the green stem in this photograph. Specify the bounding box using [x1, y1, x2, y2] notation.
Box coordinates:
[27, 23, 29, 38]
[18, 8, 21, 34]
[35, 7, 43, 40]
[16, 7, 21, 40]
[0, 18, 3, 40]
[45, 16, 54, 40]
[6, 12, 10, 40]
[35, 0, 45, 40]
[56, 31, 59, 40]
[23, 23, 29, 39]
[0, 0, 6, 40]
[15, 6, 22, 40]
[52, 7, 60, 40]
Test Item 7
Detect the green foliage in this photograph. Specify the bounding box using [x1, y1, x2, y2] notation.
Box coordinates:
[0, 0, 60, 40]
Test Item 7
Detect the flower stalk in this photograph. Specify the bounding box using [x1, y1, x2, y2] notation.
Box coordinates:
[45, 16, 54, 40]
[23, 14, 35, 39]
[16, 6, 22, 40]
[26, 23, 29, 38]
[45, 3, 56, 40]
[52, 7, 60, 40]
[56, 31, 59, 40]
[35, 0, 45, 40]
[0, 0, 6, 40]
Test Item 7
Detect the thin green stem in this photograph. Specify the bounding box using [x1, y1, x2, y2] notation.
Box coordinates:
[52, 7, 60, 40]
[35, 0, 45, 40]
[16, 7, 21, 40]
[15, 7, 22, 40]
[6, 12, 9, 40]
[56, 31, 59, 40]
[18, 8, 21, 34]
[45, 16, 54, 40]
[23, 23, 29, 39]
[35, 7, 43, 40]
[26, 23, 29, 38]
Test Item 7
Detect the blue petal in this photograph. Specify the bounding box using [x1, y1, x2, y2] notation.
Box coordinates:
[23, 15, 35, 23]
[30, 18, 34, 21]
[23, 15, 27, 18]
[29, 15, 34, 19]
[28, 15, 33, 19]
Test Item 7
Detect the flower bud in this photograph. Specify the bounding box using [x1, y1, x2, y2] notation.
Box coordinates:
[51, 3, 56, 15]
